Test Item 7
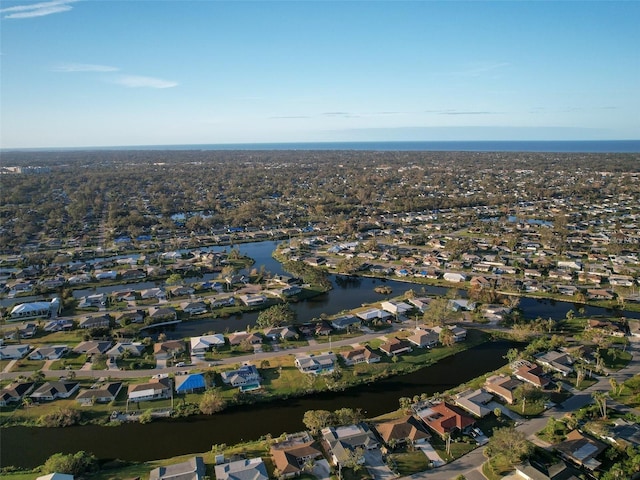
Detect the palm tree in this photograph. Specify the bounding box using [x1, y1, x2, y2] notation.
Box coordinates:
[444, 432, 452, 455]
[592, 391, 608, 418]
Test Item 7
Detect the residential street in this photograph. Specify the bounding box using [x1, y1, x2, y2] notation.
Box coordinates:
[401, 336, 640, 480]
[0, 323, 406, 380]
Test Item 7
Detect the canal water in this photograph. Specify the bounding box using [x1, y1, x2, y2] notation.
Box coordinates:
[1, 340, 515, 468]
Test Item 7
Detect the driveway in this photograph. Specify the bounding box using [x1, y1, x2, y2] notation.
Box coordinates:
[487, 401, 523, 421]
[415, 442, 444, 467]
[311, 459, 331, 480]
[364, 449, 395, 480]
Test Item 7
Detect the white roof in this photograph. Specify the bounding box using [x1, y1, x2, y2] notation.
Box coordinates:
[10, 301, 53, 315]
[37, 474, 74, 480]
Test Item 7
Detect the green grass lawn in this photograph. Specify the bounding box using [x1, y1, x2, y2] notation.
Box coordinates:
[50, 352, 87, 370]
[11, 359, 45, 373]
[601, 349, 632, 371]
[388, 448, 430, 475]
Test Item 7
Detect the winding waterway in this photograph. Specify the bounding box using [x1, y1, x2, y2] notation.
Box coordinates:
[2, 340, 516, 469]
[2, 240, 637, 468]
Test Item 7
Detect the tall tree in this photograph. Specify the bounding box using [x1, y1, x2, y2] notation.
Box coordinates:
[485, 427, 533, 467]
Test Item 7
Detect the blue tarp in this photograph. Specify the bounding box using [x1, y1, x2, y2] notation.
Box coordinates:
[175, 374, 206, 393]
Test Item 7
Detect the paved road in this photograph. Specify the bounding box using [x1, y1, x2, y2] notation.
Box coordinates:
[0, 324, 404, 380]
[401, 336, 640, 480]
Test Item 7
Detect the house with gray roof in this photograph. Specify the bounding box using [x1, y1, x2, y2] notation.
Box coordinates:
[214, 457, 268, 480]
[0, 344, 31, 360]
[220, 364, 261, 389]
[535, 350, 574, 377]
[29, 345, 68, 361]
[0, 382, 35, 406]
[484, 374, 523, 404]
[454, 389, 494, 418]
[294, 352, 336, 375]
[321, 423, 379, 467]
[31, 381, 79, 401]
[76, 382, 123, 406]
[149, 456, 205, 480]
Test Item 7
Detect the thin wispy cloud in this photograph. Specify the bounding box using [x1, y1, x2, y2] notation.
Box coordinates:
[1, 0, 78, 19]
[52, 62, 119, 72]
[438, 111, 501, 115]
[111, 74, 178, 89]
[447, 62, 511, 78]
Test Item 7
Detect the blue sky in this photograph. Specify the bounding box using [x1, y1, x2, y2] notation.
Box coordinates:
[1, 0, 639, 148]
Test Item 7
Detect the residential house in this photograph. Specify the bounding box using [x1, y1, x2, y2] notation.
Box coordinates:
[270, 433, 323, 478]
[272, 285, 302, 298]
[321, 423, 379, 466]
[237, 294, 267, 307]
[149, 456, 205, 480]
[448, 299, 476, 312]
[67, 273, 92, 284]
[77, 293, 107, 308]
[76, 382, 123, 406]
[227, 331, 263, 346]
[609, 274, 634, 287]
[534, 351, 574, 377]
[128, 376, 172, 402]
[587, 319, 626, 337]
[73, 340, 112, 357]
[9, 299, 61, 321]
[0, 382, 35, 406]
[30, 381, 80, 402]
[314, 321, 333, 336]
[140, 287, 165, 300]
[153, 340, 186, 360]
[0, 344, 31, 360]
[168, 285, 195, 297]
[586, 289, 614, 301]
[43, 319, 74, 333]
[379, 337, 412, 356]
[116, 310, 145, 326]
[407, 329, 439, 349]
[331, 315, 361, 331]
[454, 389, 494, 418]
[78, 314, 112, 329]
[416, 402, 475, 438]
[190, 334, 225, 357]
[555, 430, 606, 470]
[214, 458, 268, 480]
[28, 344, 68, 361]
[95, 270, 118, 280]
[443, 272, 467, 283]
[106, 342, 145, 360]
[374, 415, 431, 446]
[175, 373, 206, 394]
[147, 306, 178, 322]
[408, 297, 431, 313]
[484, 375, 523, 404]
[340, 346, 381, 366]
[294, 352, 336, 375]
[515, 363, 551, 388]
[210, 295, 235, 308]
[356, 308, 393, 322]
[514, 459, 581, 480]
[380, 300, 413, 316]
[18, 322, 38, 338]
[180, 301, 208, 315]
[36, 473, 74, 480]
[431, 325, 467, 342]
[263, 326, 298, 342]
[121, 269, 147, 280]
[606, 419, 640, 448]
[220, 364, 261, 389]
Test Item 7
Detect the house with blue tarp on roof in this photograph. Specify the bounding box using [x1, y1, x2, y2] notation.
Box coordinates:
[175, 373, 207, 394]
